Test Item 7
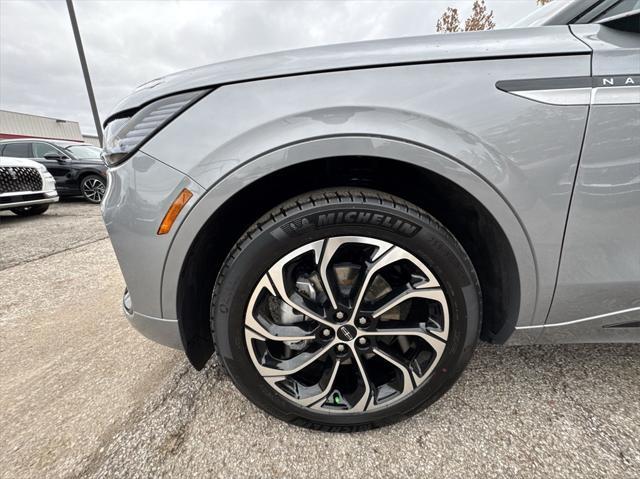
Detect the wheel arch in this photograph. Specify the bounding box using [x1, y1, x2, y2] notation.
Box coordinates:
[78, 169, 106, 182]
[163, 136, 537, 369]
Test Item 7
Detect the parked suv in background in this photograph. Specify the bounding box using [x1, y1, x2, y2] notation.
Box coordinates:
[0, 139, 107, 203]
[0, 156, 58, 216]
[102, 0, 639, 431]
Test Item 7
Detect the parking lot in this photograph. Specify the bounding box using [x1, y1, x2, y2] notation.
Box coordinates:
[1, 200, 639, 478]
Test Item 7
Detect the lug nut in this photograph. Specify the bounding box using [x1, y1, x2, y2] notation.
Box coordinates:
[358, 337, 368, 346]
[322, 328, 332, 337]
[336, 344, 346, 353]
[335, 311, 345, 320]
[358, 317, 368, 326]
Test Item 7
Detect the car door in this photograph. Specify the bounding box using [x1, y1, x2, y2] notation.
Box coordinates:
[32, 142, 74, 192]
[544, 11, 640, 341]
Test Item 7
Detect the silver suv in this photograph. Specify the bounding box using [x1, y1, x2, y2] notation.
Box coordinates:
[101, 0, 639, 430]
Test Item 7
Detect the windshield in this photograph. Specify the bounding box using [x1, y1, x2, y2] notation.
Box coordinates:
[510, 0, 573, 27]
[66, 145, 102, 159]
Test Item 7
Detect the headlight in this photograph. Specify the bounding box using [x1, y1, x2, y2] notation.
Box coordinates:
[41, 169, 56, 191]
[102, 89, 208, 167]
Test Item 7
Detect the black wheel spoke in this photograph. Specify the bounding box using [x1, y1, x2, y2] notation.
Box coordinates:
[347, 348, 373, 412]
[371, 347, 414, 398]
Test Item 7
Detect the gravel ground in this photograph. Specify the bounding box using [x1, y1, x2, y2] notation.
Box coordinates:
[1, 201, 638, 478]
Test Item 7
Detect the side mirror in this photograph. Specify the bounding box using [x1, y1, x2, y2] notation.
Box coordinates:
[43, 152, 69, 162]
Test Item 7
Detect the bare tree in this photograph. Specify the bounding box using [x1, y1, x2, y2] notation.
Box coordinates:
[464, 0, 495, 31]
[537, 0, 553, 5]
[436, 7, 462, 33]
[436, 0, 495, 33]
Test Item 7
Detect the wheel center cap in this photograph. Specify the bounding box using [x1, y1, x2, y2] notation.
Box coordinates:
[337, 324, 357, 342]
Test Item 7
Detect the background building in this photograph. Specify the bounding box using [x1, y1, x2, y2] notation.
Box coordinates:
[0, 110, 99, 146]
[81, 134, 101, 146]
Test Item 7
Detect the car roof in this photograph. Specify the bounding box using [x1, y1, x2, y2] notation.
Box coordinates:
[0, 138, 94, 148]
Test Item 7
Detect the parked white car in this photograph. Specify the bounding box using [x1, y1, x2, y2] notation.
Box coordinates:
[0, 156, 58, 216]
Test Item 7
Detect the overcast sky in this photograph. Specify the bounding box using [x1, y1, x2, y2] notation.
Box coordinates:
[0, 0, 542, 135]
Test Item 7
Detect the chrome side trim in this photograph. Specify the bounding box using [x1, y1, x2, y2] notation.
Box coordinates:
[497, 75, 640, 106]
[509, 87, 591, 105]
[591, 85, 640, 105]
[506, 86, 640, 105]
[516, 306, 640, 330]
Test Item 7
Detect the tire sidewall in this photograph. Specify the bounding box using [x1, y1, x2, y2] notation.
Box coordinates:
[213, 196, 480, 429]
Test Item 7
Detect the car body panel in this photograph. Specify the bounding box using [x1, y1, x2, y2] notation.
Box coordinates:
[571, 24, 640, 74]
[124, 310, 183, 350]
[29, 141, 78, 193]
[537, 308, 640, 344]
[39, 157, 105, 195]
[158, 137, 537, 336]
[101, 151, 204, 319]
[144, 52, 591, 334]
[543, 24, 640, 338]
[107, 26, 590, 119]
[544, 104, 640, 331]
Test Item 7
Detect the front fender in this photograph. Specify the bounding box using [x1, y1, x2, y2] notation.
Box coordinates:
[145, 56, 589, 337]
[159, 136, 538, 334]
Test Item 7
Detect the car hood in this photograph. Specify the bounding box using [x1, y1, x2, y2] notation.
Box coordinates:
[0, 156, 45, 170]
[106, 25, 589, 124]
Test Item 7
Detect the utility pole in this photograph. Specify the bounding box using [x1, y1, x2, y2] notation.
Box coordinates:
[66, 0, 103, 146]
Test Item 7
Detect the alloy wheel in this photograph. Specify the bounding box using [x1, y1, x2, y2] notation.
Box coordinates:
[82, 177, 106, 203]
[244, 236, 449, 413]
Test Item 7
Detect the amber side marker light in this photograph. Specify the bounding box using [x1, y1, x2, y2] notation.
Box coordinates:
[158, 188, 193, 235]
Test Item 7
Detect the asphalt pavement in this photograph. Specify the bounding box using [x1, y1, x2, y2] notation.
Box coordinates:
[1, 200, 638, 478]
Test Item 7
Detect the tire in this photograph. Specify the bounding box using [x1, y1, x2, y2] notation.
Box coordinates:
[10, 204, 50, 216]
[211, 188, 481, 431]
[80, 174, 106, 204]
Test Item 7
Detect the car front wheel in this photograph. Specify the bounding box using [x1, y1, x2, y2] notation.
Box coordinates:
[80, 175, 106, 203]
[211, 188, 481, 431]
